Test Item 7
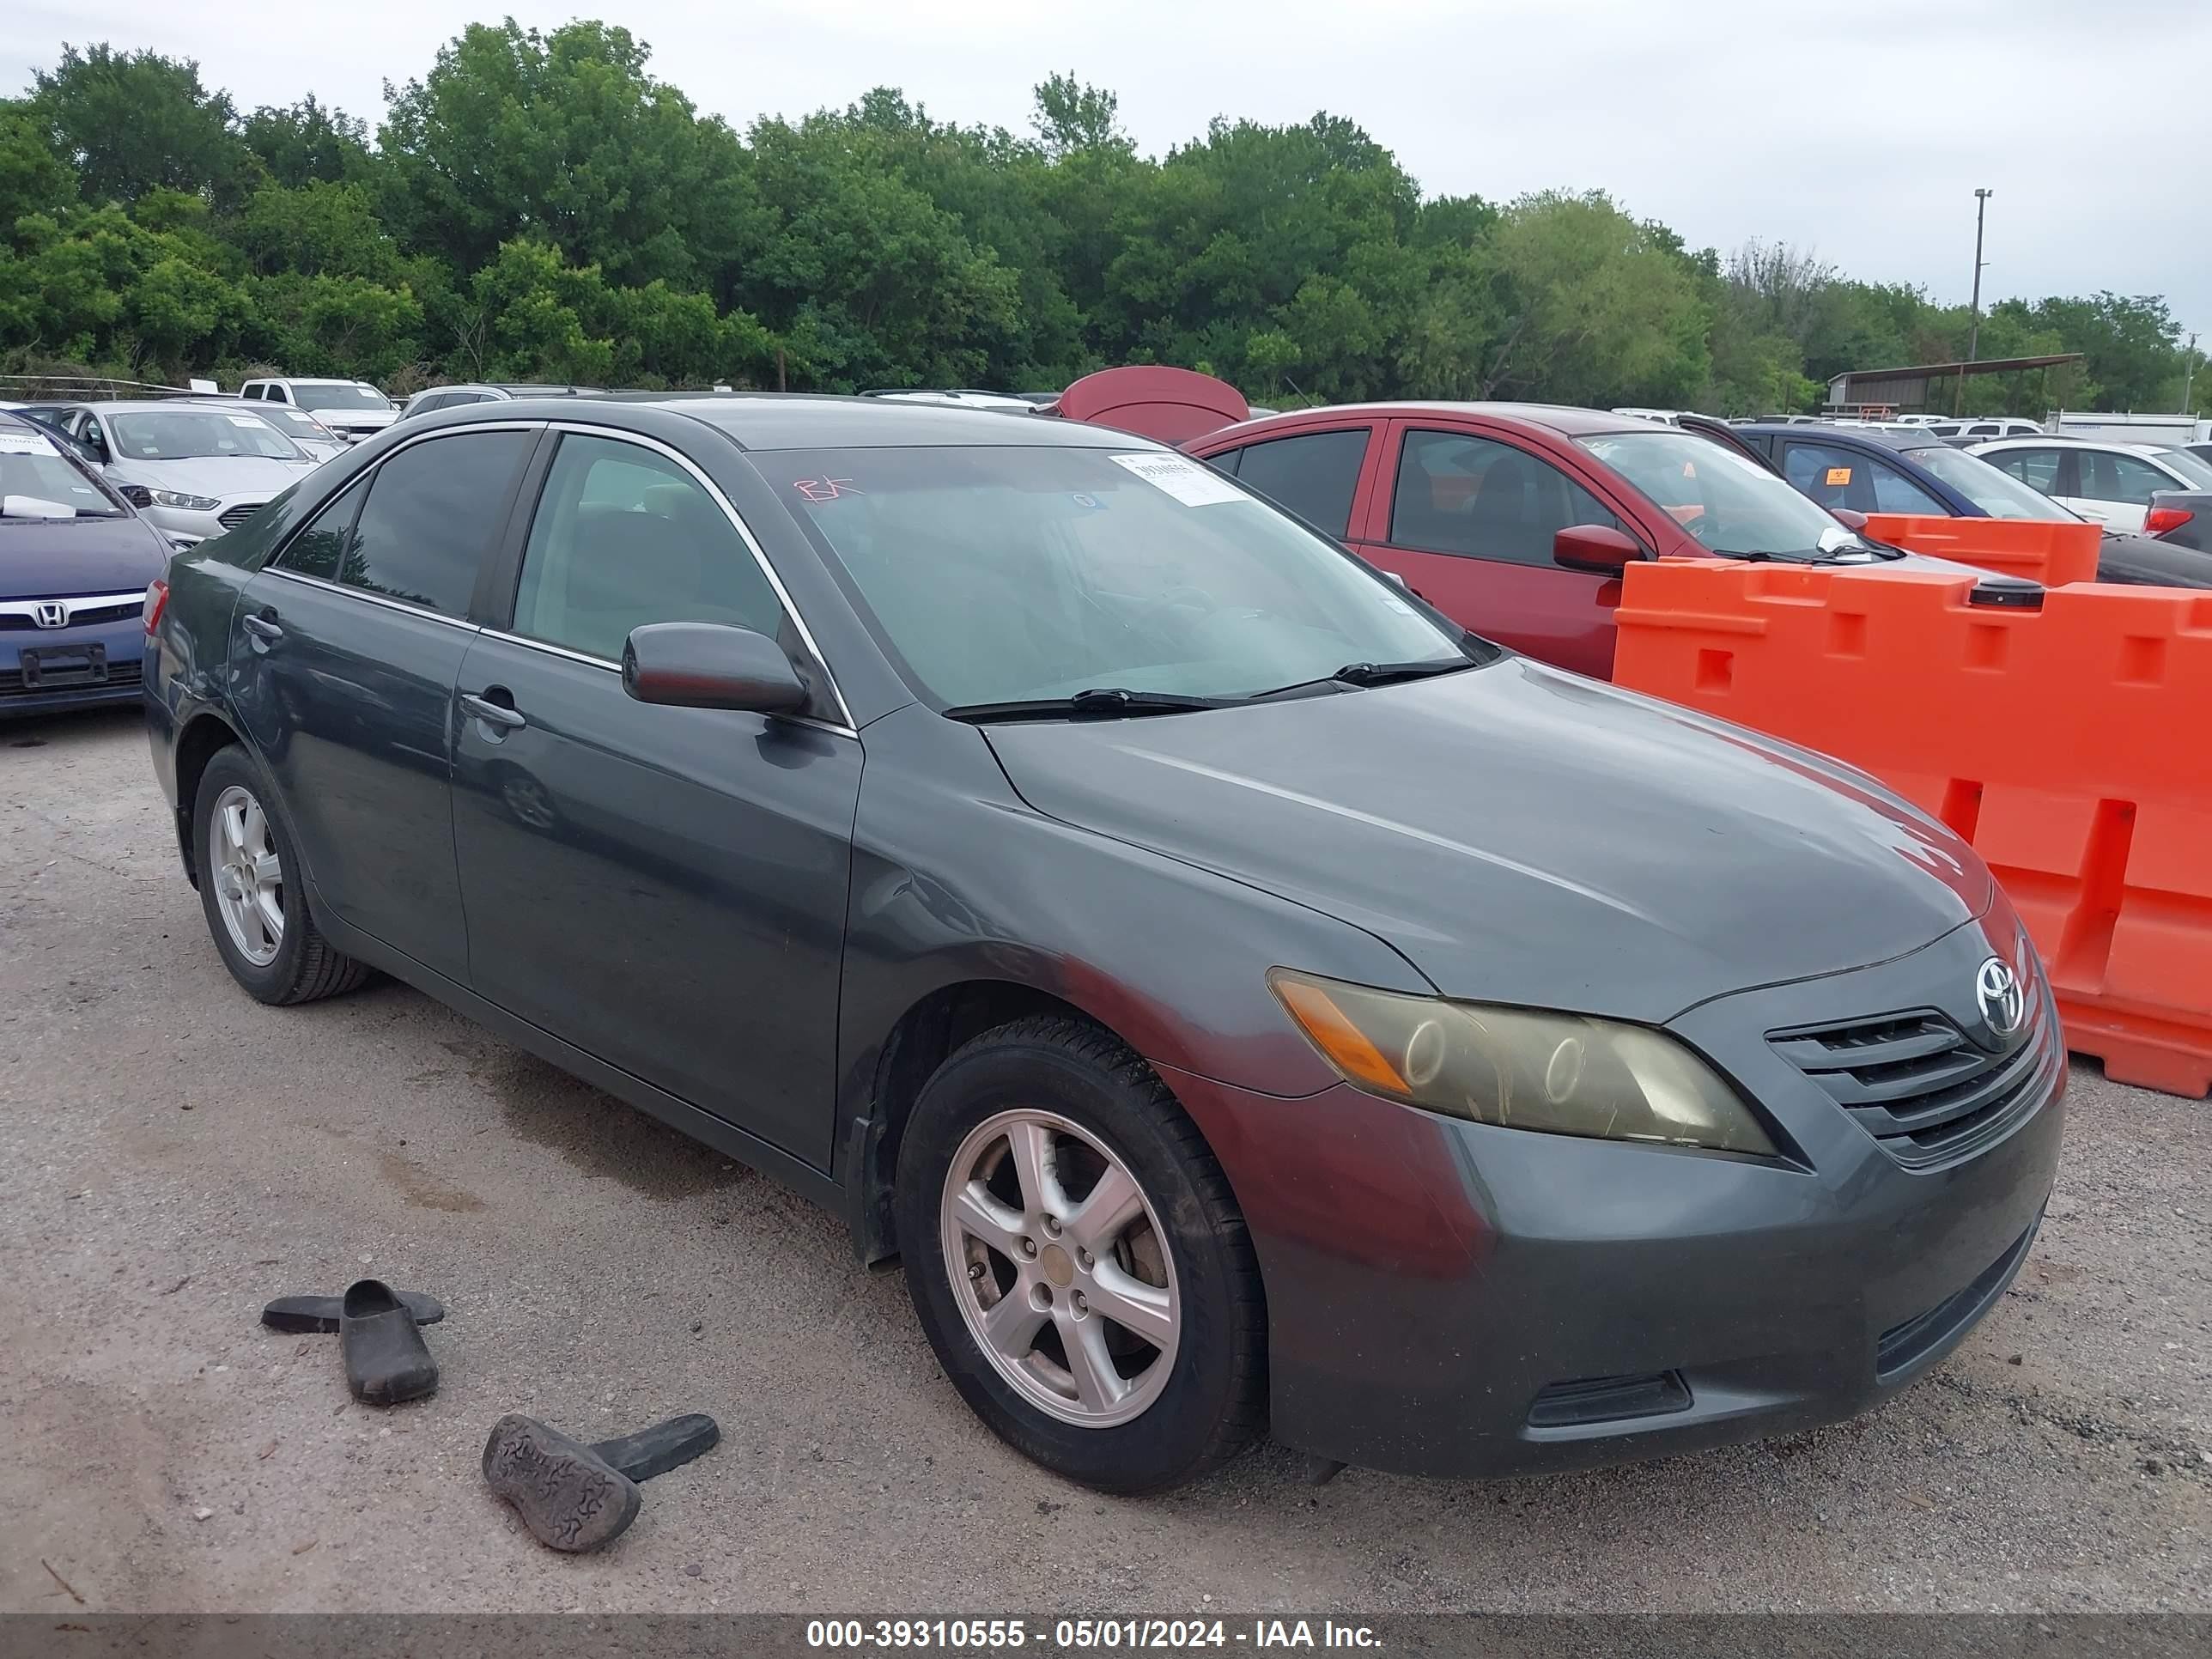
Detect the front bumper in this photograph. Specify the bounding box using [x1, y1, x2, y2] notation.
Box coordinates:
[1168, 915, 2064, 1480]
[1, 615, 148, 716]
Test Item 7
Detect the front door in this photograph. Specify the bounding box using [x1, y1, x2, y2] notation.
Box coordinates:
[451, 429, 861, 1167]
[1355, 423, 1636, 678]
[229, 427, 536, 980]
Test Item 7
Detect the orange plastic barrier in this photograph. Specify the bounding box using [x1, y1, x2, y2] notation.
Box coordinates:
[1614, 560, 2212, 1097]
[1861, 514, 2100, 587]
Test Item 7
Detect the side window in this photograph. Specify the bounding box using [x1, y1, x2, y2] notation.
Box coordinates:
[1203, 446, 1243, 476]
[337, 430, 532, 616]
[410, 392, 453, 417]
[1784, 441, 1879, 513]
[1389, 428, 1624, 566]
[509, 434, 782, 662]
[1866, 453, 1947, 514]
[277, 478, 368, 580]
[2087, 452, 2179, 507]
[1993, 448, 2063, 493]
[1231, 429, 1369, 539]
[268, 386, 291, 404]
[240, 385, 261, 400]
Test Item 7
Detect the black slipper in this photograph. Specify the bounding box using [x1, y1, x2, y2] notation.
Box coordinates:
[262, 1289, 446, 1334]
[588, 1413, 720, 1484]
[482, 1413, 642, 1553]
[340, 1279, 439, 1405]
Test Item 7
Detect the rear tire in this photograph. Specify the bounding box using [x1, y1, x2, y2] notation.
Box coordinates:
[895, 1015, 1266, 1492]
[192, 745, 369, 1006]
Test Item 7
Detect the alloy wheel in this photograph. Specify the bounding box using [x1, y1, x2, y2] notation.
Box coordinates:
[210, 783, 284, 966]
[939, 1109, 1181, 1429]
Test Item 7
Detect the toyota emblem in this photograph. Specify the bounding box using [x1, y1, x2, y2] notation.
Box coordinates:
[33, 600, 67, 629]
[1975, 957, 2027, 1038]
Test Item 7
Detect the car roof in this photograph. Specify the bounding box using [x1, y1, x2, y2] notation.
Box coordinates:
[80, 399, 286, 416]
[1198, 401, 1657, 444]
[1974, 435, 2174, 456]
[1731, 421, 1941, 453]
[254, 376, 372, 387]
[436, 392, 1158, 452]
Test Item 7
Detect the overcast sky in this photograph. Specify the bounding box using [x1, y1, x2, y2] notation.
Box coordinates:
[9, 0, 2208, 343]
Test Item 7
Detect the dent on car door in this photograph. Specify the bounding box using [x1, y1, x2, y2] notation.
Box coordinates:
[1358, 424, 1637, 678]
[449, 429, 861, 1168]
[230, 428, 536, 980]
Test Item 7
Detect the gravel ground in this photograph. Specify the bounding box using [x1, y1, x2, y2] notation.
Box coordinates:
[2, 708, 2207, 1616]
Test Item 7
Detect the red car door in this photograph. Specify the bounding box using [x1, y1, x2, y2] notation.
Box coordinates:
[1347, 419, 1651, 679]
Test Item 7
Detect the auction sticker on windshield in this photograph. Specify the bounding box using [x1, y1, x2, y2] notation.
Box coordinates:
[0, 430, 59, 453]
[1109, 452, 1243, 507]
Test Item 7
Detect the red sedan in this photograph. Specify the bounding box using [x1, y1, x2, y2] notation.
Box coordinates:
[1181, 404, 1878, 679]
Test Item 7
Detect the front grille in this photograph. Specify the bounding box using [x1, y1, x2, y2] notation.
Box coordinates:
[1769, 998, 2058, 1169]
[0, 659, 141, 696]
[0, 599, 142, 631]
[217, 501, 265, 531]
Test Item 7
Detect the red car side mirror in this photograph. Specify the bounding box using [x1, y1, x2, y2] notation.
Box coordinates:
[1553, 524, 1642, 577]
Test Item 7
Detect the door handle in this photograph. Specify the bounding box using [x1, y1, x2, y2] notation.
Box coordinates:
[241, 612, 283, 642]
[460, 690, 527, 731]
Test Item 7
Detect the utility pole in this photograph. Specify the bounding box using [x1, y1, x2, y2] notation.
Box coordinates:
[2184, 331, 2198, 416]
[1957, 186, 1993, 416]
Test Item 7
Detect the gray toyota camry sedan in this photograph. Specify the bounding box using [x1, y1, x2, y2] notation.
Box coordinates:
[145, 396, 2063, 1492]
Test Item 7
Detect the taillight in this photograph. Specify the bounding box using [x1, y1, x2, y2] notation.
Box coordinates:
[143, 579, 169, 636]
[2144, 505, 2194, 537]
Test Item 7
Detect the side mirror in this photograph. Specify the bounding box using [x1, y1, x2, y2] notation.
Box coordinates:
[1553, 523, 1642, 577]
[1830, 507, 1870, 531]
[622, 622, 810, 715]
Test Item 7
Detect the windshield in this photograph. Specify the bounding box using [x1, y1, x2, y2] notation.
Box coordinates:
[2153, 448, 2212, 489]
[778, 445, 1470, 708]
[291, 383, 392, 412]
[1909, 444, 2078, 520]
[0, 427, 123, 517]
[110, 410, 305, 463]
[1578, 429, 1864, 559]
[254, 405, 334, 439]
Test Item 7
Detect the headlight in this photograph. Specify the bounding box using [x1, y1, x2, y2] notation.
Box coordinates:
[1268, 969, 1776, 1156]
[150, 489, 221, 511]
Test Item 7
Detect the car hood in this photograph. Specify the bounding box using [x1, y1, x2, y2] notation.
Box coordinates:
[0, 513, 171, 598]
[309, 408, 398, 433]
[982, 659, 1992, 1023]
[106, 455, 315, 495]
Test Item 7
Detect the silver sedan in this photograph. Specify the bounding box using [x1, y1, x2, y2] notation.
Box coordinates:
[58, 402, 321, 545]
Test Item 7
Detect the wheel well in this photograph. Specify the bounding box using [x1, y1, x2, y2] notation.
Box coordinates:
[848, 981, 1099, 1267]
[172, 714, 240, 884]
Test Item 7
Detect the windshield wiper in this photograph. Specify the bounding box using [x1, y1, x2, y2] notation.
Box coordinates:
[1249, 657, 1474, 701]
[942, 687, 1231, 723]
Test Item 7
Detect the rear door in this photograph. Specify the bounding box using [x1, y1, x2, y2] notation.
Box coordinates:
[2070, 449, 2184, 533]
[229, 424, 537, 980]
[1354, 421, 1646, 678]
[449, 426, 862, 1167]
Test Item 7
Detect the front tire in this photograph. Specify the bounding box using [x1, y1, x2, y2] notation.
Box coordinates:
[895, 1015, 1266, 1492]
[192, 745, 368, 1006]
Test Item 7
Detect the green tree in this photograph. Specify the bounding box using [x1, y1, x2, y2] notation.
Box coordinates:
[0, 100, 76, 243]
[242, 95, 372, 188]
[29, 44, 252, 206]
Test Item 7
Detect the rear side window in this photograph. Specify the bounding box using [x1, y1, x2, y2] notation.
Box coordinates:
[1228, 429, 1370, 539]
[509, 433, 782, 660]
[2081, 450, 2182, 507]
[336, 431, 532, 616]
[241, 385, 264, 400]
[1389, 428, 1624, 566]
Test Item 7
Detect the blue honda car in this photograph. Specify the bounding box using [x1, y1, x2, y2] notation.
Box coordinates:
[2, 410, 176, 717]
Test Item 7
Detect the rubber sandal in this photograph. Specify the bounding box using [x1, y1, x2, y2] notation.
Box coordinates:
[262, 1290, 446, 1334]
[340, 1279, 439, 1405]
[482, 1413, 642, 1553]
[588, 1413, 720, 1484]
